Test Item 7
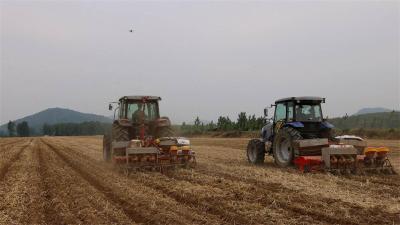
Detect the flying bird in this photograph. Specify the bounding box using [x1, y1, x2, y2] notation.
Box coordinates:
[129, 29, 134, 33]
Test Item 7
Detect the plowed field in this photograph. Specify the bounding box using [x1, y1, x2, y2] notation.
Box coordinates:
[0, 136, 399, 225]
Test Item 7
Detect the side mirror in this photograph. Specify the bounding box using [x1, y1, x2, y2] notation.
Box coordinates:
[263, 108, 268, 117]
[108, 104, 113, 111]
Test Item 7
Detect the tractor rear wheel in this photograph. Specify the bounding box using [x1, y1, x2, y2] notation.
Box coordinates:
[157, 126, 174, 138]
[103, 134, 111, 162]
[273, 127, 302, 167]
[247, 139, 265, 164]
[112, 123, 130, 141]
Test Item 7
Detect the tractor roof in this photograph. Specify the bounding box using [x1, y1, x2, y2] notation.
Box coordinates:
[275, 96, 324, 104]
[119, 96, 161, 101]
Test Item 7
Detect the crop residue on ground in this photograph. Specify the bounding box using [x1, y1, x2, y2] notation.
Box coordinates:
[0, 136, 399, 224]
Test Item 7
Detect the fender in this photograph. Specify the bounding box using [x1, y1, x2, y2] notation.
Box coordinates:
[320, 121, 334, 129]
[156, 117, 171, 127]
[116, 119, 132, 127]
[284, 122, 304, 128]
[261, 123, 273, 141]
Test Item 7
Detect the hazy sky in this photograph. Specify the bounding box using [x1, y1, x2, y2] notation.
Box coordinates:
[1, 1, 399, 124]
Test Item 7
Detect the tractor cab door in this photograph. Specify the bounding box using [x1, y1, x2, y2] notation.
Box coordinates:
[273, 102, 295, 134]
[274, 103, 287, 134]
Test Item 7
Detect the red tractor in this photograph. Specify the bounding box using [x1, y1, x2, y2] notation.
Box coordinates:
[103, 96, 195, 174]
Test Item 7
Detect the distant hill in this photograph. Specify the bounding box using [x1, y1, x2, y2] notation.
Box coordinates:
[329, 111, 400, 130]
[0, 108, 112, 135]
[353, 107, 392, 116]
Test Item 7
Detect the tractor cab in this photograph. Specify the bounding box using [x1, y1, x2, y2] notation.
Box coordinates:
[262, 97, 334, 141]
[108, 96, 172, 140]
[103, 95, 196, 172]
[116, 96, 161, 123]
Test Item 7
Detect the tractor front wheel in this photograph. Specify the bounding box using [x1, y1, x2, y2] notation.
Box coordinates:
[246, 139, 265, 164]
[273, 127, 302, 167]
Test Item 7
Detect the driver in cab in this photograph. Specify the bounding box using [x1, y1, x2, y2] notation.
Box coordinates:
[132, 103, 146, 123]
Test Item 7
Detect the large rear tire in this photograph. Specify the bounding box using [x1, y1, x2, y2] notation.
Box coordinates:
[110, 123, 130, 158]
[103, 134, 111, 162]
[273, 127, 302, 167]
[112, 123, 130, 141]
[247, 139, 265, 164]
[157, 126, 175, 138]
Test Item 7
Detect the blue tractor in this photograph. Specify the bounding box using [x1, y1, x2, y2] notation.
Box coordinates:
[247, 96, 335, 167]
[247, 97, 396, 174]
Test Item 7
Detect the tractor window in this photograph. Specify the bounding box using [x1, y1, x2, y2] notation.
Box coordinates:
[119, 102, 126, 118]
[313, 105, 322, 119]
[287, 102, 294, 121]
[127, 104, 139, 120]
[295, 104, 322, 121]
[146, 102, 159, 120]
[275, 103, 286, 122]
[126, 102, 159, 121]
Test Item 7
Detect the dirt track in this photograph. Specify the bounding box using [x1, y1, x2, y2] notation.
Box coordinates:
[0, 136, 399, 225]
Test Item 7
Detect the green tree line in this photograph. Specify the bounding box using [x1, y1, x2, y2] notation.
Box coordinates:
[328, 111, 400, 130]
[1, 121, 111, 137]
[178, 111, 400, 137]
[179, 112, 265, 135]
[5, 121, 31, 137]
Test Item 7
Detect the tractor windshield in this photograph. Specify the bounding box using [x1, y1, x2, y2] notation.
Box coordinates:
[295, 104, 322, 122]
[125, 101, 159, 122]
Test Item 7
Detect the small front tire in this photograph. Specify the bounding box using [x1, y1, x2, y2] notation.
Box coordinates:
[246, 139, 265, 164]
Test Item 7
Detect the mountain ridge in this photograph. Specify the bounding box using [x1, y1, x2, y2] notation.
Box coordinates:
[353, 107, 392, 116]
[0, 107, 112, 134]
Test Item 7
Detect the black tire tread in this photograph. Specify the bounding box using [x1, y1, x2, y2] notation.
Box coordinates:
[112, 123, 130, 141]
[272, 126, 302, 167]
[103, 134, 111, 161]
[157, 126, 175, 138]
[247, 139, 265, 164]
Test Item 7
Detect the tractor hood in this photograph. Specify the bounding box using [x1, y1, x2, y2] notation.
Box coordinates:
[320, 121, 334, 129]
[286, 122, 304, 128]
[158, 137, 191, 146]
[285, 121, 334, 129]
